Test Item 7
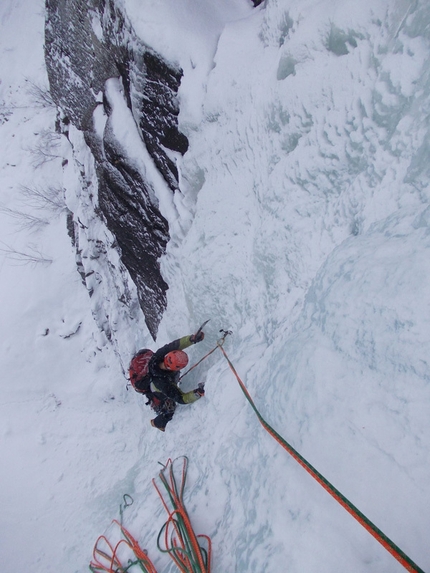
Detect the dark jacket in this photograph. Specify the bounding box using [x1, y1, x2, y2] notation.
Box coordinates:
[148, 335, 201, 404]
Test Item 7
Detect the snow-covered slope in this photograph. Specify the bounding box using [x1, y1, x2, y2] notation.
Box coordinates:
[1, 0, 429, 572]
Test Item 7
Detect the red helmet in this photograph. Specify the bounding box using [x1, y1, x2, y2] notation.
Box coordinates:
[164, 350, 188, 371]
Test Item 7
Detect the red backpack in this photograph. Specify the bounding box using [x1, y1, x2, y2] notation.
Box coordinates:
[128, 349, 154, 394]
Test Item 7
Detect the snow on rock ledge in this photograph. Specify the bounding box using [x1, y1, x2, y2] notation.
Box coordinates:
[44, 0, 189, 340]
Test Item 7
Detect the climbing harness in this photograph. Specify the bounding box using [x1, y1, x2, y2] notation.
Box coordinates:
[216, 342, 425, 573]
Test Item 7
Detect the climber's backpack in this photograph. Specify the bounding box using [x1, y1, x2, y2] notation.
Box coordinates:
[128, 349, 154, 394]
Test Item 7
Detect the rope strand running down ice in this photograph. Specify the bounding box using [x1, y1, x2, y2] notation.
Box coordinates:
[217, 343, 426, 573]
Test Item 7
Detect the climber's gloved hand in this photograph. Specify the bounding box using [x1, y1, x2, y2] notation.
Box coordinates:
[194, 383, 205, 397]
[190, 331, 204, 344]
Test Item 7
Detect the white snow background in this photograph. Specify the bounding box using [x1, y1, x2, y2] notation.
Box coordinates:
[1, 0, 429, 572]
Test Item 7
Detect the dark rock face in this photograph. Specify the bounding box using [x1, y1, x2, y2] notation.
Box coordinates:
[44, 0, 188, 339]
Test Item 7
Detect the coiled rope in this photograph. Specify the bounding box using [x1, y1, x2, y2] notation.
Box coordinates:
[153, 457, 211, 573]
[216, 340, 425, 573]
[89, 519, 158, 573]
[90, 459, 211, 573]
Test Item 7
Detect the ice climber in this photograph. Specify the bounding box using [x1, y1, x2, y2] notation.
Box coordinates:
[129, 330, 206, 432]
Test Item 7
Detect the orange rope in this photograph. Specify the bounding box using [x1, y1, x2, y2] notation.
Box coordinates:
[153, 458, 211, 573]
[89, 458, 211, 573]
[180, 331, 231, 382]
[217, 343, 425, 573]
[179, 346, 218, 381]
[90, 521, 158, 573]
[113, 520, 158, 572]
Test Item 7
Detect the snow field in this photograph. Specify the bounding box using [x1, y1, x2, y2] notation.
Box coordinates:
[1, 0, 430, 572]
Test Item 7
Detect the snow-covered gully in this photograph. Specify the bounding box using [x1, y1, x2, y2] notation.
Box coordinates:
[1, 1, 429, 572]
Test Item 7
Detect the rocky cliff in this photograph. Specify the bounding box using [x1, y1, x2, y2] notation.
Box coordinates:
[44, 0, 188, 340]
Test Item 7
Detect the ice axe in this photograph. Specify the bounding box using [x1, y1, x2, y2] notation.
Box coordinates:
[179, 320, 210, 382]
[179, 321, 232, 383]
[192, 319, 210, 342]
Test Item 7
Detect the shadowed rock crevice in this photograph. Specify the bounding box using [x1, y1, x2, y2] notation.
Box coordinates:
[44, 0, 189, 339]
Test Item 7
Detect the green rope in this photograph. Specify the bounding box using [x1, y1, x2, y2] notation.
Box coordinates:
[154, 458, 210, 573]
[218, 343, 426, 573]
